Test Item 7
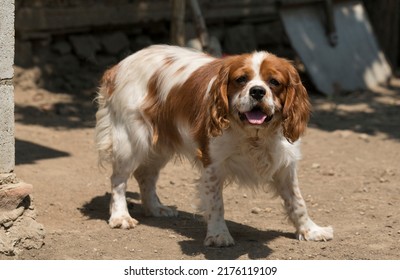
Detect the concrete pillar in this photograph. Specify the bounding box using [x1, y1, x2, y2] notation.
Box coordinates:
[0, 0, 45, 255]
[0, 0, 15, 173]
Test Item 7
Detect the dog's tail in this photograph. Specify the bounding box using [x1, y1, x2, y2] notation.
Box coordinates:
[94, 65, 119, 167]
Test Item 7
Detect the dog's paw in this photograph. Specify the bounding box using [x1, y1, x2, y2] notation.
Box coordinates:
[297, 225, 333, 241]
[144, 205, 178, 217]
[109, 215, 138, 229]
[204, 231, 235, 247]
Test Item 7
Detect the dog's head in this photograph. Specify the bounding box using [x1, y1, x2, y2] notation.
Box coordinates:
[208, 52, 311, 143]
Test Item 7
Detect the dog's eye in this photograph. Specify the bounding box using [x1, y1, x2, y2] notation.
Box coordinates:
[235, 76, 247, 85]
[269, 78, 280, 87]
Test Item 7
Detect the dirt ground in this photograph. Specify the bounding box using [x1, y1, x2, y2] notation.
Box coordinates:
[2, 66, 400, 260]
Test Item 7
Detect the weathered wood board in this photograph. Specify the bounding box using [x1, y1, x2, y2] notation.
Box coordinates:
[280, 1, 392, 95]
[15, 0, 277, 33]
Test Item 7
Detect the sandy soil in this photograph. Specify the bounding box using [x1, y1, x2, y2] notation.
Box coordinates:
[2, 67, 400, 260]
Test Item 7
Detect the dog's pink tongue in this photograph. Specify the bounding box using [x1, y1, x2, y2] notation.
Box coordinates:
[244, 111, 267, 125]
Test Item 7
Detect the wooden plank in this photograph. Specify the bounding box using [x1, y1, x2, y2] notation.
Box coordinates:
[280, 1, 392, 95]
[207, 0, 276, 8]
[204, 5, 276, 21]
[189, 0, 210, 51]
[16, 1, 277, 33]
[171, 0, 186, 46]
[16, 2, 171, 32]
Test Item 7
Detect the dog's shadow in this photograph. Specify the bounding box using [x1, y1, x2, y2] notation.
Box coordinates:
[80, 191, 295, 260]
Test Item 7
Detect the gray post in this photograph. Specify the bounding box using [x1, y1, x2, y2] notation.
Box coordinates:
[0, 0, 15, 173]
[0, 0, 45, 256]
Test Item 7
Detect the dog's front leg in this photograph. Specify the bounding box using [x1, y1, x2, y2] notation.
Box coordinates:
[273, 163, 333, 241]
[199, 166, 234, 247]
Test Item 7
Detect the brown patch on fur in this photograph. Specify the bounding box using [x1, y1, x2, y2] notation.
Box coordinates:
[163, 56, 176, 67]
[175, 65, 187, 75]
[145, 72, 183, 149]
[207, 67, 230, 138]
[225, 55, 254, 99]
[100, 64, 119, 97]
[282, 67, 311, 143]
[144, 58, 234, 166]
[260, 55, 311, 143]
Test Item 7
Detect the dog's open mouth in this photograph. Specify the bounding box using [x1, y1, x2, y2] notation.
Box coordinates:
[239, 107, 273, 125]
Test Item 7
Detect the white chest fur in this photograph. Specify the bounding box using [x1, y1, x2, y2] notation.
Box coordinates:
[210, 129, 302, 188]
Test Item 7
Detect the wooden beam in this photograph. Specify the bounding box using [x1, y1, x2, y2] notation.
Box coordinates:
[171, 0, 186, 46]
[189, 0, 210, 51]
[16, 1, 278, 34]
[16, 2, 171, 32]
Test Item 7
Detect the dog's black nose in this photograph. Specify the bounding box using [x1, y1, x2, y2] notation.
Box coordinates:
[249, 86, 266, 101]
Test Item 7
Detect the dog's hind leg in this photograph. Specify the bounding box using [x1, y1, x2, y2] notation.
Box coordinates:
[134, 154, 177, 217]
[109, 168, 138, 229]
[108, 120, 151, 229]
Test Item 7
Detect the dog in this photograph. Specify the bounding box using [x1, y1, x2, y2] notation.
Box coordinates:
[95, 45, 333, 246]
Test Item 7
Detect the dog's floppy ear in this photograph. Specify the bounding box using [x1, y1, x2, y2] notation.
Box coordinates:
[207, 66, 230, 137]
[282, 64, 311, 143]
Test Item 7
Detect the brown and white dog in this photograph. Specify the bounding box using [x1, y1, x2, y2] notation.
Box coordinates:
[95, 45, 333, 246]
